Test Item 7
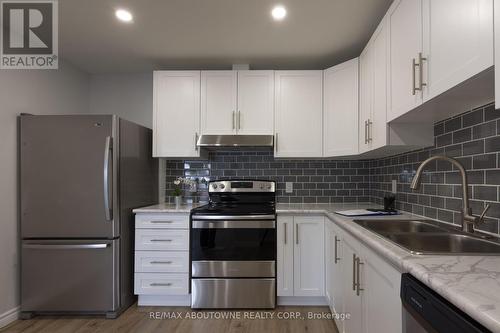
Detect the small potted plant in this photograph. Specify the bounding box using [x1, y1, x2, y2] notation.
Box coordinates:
[172, 177, 197, 206]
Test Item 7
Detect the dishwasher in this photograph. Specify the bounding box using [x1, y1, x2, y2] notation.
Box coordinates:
[401, 274, 491, 333]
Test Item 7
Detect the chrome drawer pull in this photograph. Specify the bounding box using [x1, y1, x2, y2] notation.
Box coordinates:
[334, 236, 340, 264]
[150, 239, 173, 242]
[150, 261, 173, 264]
[150, 220, 173, 224]
[150, 283, 172, 287]
[356, 257, 364, 296]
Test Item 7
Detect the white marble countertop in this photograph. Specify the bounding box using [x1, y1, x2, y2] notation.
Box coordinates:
[133, 202, 205, 213]
[133, 202, 500, 332]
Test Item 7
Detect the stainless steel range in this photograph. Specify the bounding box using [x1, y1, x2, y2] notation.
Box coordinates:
[190, 180, 277, 309]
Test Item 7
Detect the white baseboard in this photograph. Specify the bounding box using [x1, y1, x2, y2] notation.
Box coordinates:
[278, 296, 328, 306]
[138, 295, 191, 307]
[0, 307, 19, 329]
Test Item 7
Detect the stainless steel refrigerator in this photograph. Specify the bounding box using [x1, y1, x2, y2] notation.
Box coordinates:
[19, 114, 158, 319]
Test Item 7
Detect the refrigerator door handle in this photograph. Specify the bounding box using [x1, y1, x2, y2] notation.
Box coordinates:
[103, 136, 113, 221]
[23, 243, 110, 250]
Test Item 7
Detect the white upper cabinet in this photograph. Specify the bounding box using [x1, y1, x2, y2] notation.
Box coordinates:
[201, 71, 238, 135]
[387, 0, 423, 122]
[359, 46, 373, 154]
[359, 19, 389, 153]
[371, 20, 389, 151]
[323, 59, 359, 157]
[237, 71, 274, 135]
[275, 71, 323, 158]
[153, 71, 201, 158]
[387, 0, 494, 122]
[422, 0, 493, 102]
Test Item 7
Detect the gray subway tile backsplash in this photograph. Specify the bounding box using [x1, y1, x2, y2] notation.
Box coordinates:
[164, 102, 500, 235]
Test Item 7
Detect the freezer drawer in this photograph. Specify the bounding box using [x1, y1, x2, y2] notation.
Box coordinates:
[191, 278, 276, 309]
[21, 239, 119, 314]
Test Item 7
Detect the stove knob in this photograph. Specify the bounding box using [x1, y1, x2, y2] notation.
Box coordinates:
[267, 184, 272, 190]
[212, 184, 218, 190]
[219, 184, 225, 190]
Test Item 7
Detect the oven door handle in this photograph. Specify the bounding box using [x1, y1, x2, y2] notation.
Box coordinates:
[191, 215, 276, 220]
[192, 220, 275, 229]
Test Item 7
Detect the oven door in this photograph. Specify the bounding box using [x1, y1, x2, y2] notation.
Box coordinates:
[190, 219, 276, 261]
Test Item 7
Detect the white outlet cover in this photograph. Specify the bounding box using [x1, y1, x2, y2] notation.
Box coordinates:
[392, 180, 397, 193]
[285, 182, 293, 193]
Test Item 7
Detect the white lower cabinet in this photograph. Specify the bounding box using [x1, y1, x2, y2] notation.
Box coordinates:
[134, 213, 190, 306]
[326, 222, 345, 332]
[326, 221, 402, 333]
[277, 215, 325, 298]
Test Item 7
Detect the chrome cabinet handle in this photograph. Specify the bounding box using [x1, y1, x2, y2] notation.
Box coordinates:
[295, 224, 299, 245]
[150, 239, 173, 242]
[334, 236, 340, 264]
[365, 120, 368, 145]
[150, 261, 173, 264]
[356, 257, 364, 296]
[150, 283, 172, 287]
[150, 220, 173, 224]
[412, 58, 418, 95]
[367, 119, 373, 142]
[238, 111, 241, 130]
[232, 111, 235, 130]
[194, 132, 199, 151]
[275, 133, 278, 153]
[103, 136, 113, 221]
[352, 254, 357, 291]
[418, 52, 427, 91]
[284, 222, 287, 244]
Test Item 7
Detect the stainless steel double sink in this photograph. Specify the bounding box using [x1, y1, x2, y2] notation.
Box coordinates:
[353, 219, 500, 255]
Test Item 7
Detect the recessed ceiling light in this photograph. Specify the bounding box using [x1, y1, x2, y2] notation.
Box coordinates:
[115, 9, 133, 23]
[271, 5, 287, 21]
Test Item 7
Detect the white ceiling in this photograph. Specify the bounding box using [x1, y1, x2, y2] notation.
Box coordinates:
[59, 0, 393, 74]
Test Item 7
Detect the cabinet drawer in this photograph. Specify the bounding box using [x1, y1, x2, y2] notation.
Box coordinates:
[135, 229, 189, 251]
[135, 214, 189, 229]
[135, 251, 189, 273]
[134, 273, 189, 295]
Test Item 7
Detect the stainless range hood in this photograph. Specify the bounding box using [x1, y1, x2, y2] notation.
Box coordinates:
[197, 135, 274, 148]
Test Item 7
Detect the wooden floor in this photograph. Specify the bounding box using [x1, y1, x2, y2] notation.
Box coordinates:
[1, 305, 339, 333]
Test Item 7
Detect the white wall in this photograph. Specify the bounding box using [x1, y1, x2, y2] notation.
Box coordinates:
[89, 73, 153, 128]
[0, 61, 89, 324]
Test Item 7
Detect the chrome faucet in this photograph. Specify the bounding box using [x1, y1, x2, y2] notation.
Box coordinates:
[410, 155, 490, 233]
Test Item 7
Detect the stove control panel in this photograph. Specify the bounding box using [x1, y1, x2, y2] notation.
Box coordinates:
[209, 180, 275, 193]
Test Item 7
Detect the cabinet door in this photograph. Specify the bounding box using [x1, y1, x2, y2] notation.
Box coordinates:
[325, 223, 333, 307]
[293, 216, 324, 297]
[201, 71, 237, 135]
[387, 0, 423, 121]
[275, 71, 323, 158]
[371, 20, 389, 151]
[237, 71, 274, 135]
[323, 59, 359, 157]
[361, 246, 402, 333]
[342, 235, 363, 333]
[153, 71, 200, 157]
[330, 225, 344, 321]
[422, 0, 493, 102]
[496, 0, 500, 109]
[277, 216, 294, 296]
[359, 46, 373, 153]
